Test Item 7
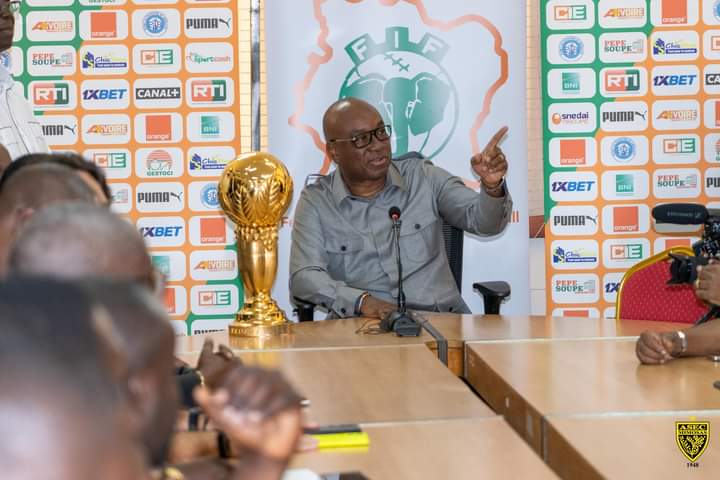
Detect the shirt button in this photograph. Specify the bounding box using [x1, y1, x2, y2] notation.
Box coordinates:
[340, 245, 347, 252]
[340, 308, 347, 314]
[414, 223, 421, 230]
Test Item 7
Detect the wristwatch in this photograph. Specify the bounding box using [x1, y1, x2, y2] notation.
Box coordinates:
[675, 330, 688, 356]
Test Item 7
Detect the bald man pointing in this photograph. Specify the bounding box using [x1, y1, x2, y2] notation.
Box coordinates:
[290, 98, 512, 319]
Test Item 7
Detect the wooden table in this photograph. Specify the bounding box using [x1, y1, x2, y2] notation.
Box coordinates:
[544, 412, 720, 479]
[290, 418, 557, 479]
[465, 338, 720, 453]
[177, 315, 682, 376]
[179, 345, 494, 425]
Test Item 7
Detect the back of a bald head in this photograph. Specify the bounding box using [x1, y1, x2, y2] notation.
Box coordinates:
[322, 97, 378, 140]
[7, 203, 153, 287]
[0, 163, 97, 215]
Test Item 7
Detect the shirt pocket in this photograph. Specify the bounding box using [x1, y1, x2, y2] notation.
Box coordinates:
[399, 215, 441, 270]
[325, 236, 365, 281]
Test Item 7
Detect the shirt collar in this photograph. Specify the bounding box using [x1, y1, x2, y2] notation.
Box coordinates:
[331, 161, 407, 204]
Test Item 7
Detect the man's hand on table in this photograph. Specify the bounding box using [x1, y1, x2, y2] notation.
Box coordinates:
[359, 295, 396, 319]
[636, 331, 681, 364]
[695, 260, 720, 306]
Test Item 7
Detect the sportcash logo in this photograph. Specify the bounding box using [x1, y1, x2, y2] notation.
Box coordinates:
[184, 42, 233, 73]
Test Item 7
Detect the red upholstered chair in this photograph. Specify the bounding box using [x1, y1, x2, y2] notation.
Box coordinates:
[616, 247, 710, 324]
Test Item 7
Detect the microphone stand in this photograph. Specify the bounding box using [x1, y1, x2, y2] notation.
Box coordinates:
[381, 216, 421, 337]
[695, 305, 720, 325]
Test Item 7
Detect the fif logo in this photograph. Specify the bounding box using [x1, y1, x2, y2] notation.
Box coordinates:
[339, 26, 457, 158]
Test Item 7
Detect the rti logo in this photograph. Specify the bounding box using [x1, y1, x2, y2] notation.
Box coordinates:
[604, 69, 641, 93]
[32, 82, 70, 107]
[190, 79, 227, 103]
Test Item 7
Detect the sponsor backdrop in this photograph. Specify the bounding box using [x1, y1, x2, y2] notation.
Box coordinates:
[5, 0, 243, 335]
[542, 0, 717, 318]
[265, 0, 530, 316]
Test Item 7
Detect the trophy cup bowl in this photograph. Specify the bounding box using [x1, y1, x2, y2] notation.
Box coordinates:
[218, 152, 293, 337]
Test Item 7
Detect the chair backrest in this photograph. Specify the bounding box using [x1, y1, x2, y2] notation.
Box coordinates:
[442, 220, 463, 293]
[616, 247, 708, 324]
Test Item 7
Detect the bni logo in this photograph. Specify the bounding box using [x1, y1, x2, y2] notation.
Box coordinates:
[554, 5, 587, 21]
[615, 173, 634, 196]
[200, 115, 220, 138]
[561, 72, 580, 94]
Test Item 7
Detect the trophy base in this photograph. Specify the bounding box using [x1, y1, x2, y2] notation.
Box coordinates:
[228, 301, 290, 338]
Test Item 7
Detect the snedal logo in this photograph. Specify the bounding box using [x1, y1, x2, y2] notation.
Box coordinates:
[548, 102, 596, 133]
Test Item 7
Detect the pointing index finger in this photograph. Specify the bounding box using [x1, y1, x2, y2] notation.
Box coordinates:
[482, 126, 509, 153]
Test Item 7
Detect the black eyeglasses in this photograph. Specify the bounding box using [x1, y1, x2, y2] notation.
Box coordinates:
[1, 1, 20, 14]
[328, 125, 392, 149]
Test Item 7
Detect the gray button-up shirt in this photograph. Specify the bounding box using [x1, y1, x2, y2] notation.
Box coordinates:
[289, 152, 513, 317]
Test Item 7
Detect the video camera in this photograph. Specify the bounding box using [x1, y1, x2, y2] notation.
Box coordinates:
[651, 203, 720, 284]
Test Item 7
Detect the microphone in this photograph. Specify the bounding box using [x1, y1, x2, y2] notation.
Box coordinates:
[380, 206, 420, 337]
[652, 203, 708, 224]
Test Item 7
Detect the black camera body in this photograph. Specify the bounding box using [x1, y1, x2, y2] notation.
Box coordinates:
[652, 204, 720, 284]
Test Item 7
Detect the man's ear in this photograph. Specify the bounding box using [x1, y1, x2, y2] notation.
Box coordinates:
[126, 370, 158, 426]
[326, 142, 338, 164]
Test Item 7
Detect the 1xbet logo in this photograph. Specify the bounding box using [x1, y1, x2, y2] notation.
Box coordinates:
[551, 181, 595, 192]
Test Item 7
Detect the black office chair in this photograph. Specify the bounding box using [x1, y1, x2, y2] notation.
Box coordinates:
[293, 220, 510, 321]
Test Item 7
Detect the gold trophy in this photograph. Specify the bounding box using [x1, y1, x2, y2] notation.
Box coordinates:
[218, 152, 293, 337]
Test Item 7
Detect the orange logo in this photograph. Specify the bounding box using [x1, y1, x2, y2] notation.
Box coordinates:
[563, 309, 590, 318]
[613, 206, 639, 233]
[164, 287, 176, 314]
[200, 217, 226, 244]
[661, 0, 687, 24]
[90, 11, 117, 39]
[665, 239, 691, 249]
[559, 138, 586, 166]
[146, 115, 172, 142]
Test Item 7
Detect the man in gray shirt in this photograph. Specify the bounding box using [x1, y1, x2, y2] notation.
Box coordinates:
[290, 98, 512, 319]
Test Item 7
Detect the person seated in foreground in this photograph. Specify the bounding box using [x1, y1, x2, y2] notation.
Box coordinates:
[0, 152, 111, 204]
[290, 97, 512, 319]
[0, 164, 98, 276]
[636, 260, 720, 364]
[0, 144, 10, 176]
[5, 201, 232, 405]
[0, 279, 150, 480]
[79, 280, 304, 480]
